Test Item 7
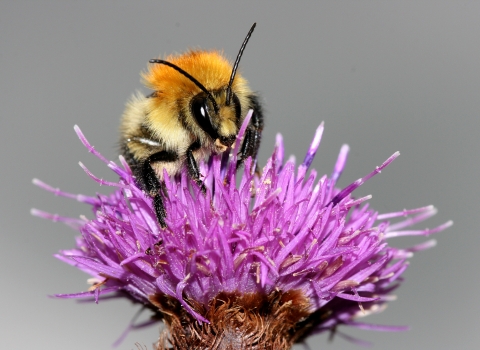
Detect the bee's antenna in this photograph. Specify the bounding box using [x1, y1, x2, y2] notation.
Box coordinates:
[226, 23, 256, 106]
[149, 59, 219, 113]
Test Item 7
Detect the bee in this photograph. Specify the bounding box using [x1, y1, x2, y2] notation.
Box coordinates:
[120, 23, 263, 228]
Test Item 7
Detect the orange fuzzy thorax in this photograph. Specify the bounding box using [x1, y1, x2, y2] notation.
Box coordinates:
[142, 50, 247, 103]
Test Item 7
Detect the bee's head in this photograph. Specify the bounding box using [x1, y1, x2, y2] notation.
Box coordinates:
[148, 23, 256, 153]
[190, 89, 242, 152]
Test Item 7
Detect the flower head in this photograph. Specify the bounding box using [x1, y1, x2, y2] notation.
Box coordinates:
[33, 112, 451, 349]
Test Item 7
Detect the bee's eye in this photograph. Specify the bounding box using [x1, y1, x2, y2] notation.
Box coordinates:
[191, 95, 218, 140]
[192, 99, 207, 119]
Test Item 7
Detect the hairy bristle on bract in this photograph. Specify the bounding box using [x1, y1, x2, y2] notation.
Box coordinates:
[32, 110, 451, 349]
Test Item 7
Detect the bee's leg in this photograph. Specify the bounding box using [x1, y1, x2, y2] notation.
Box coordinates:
[142, 150, 178, 228]
[186, 141, 206, 193]
[237, 128, 257, 165]
[237, 95, 264, 170]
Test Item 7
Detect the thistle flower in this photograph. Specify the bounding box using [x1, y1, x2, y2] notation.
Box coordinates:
[33, 111, 451, 349]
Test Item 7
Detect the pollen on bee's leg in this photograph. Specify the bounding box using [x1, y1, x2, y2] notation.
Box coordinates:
[214, 138, 229, 153]
[153, 195, 167, 228]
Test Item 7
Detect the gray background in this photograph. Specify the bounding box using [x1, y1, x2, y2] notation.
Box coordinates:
[1, 2, 478, 349]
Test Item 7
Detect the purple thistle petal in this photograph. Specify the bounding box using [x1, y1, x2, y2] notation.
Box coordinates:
[236, 109, 253, 151]
[32, 178, 78, 200]
[406, 239, 437, 252]
[346, 321, 409, 332]
[331, 144, 350, 185]
[386, 206, 438, 232]
[298, 122, 324, 180]
[175, 274, 210, 324]
[336, 293, 379, 303]
[377, 205, 435, 220]
[79, 162, 124, 188]
[302, 122, 324, 168]
[330, 151, 400, 206]
[30, 208, 85, 228]
[54, 286, 121, 300]
[275, 133, 285, 169]
[74, 125, 110, 164]
[385, 220, 453, 238]
[32, 178, 100, 206]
